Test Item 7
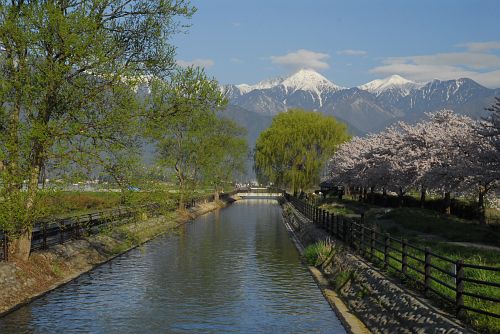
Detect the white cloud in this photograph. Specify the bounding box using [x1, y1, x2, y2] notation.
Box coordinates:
[456, 41, 500, 52]
[270, 49, 330, 71]
[337, 49, 367, 56]
[370, 43, 500, 88]
[177, 58, 214, 69]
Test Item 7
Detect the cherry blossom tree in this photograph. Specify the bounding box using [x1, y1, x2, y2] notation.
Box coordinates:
[326, 109, 498, 222]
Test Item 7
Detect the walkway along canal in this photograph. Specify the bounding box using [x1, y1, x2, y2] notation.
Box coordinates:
[0, 199, 346, 333]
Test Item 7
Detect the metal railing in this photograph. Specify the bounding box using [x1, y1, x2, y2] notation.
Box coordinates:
[0, 204, 160, 261]
[0, 190, 240, 261]
[285, 193, 500, 323]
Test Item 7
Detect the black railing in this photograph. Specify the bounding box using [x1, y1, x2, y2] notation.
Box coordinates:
[0, 203, 160, 261]
[285, 193, 500, 323]
[0, 190, 241, 261]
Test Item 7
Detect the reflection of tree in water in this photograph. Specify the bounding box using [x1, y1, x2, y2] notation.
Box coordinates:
[0, 305, 34, 334]
[0, 200, 343, 333]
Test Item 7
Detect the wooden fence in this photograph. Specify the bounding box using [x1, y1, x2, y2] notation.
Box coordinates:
[285, 193, 500, 323]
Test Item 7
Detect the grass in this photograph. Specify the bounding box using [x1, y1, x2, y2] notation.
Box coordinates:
[363, 237, 500, 333]
[303, 240, 334, 267]
[320, 203, 359, 216]
[36, 190, 183, 219]
[379, 207, 500, 247]
[51, 262, 63, 277]
[316, 198, 500, 332]
[369, 208, 500, 332]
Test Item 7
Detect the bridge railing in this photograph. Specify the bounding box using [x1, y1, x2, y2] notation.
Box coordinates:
[236, 187, 283, 194]
[285, 193, 500, 326]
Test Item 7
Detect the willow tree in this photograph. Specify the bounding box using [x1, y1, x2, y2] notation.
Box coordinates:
[0, 0, 195, 260]
[202, 117, 248, 199]
[254, 109, 349, 194]
[147, 66, 247, 209]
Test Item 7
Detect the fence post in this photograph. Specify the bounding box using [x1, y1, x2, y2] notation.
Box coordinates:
[342, 217, 347, 242]
[370, 229, 375, 260]
[384, 233, 390, 269]
[330, 212, 337, 237]
[401, 238, 408, 278]
[424, 247, 432, 296]
[327, 212, 331, 233]
[322, 210, 326, 229]
[349, 221, 354, 248]
[456, 260, 465, 318]
[360, 223, 365, 256]
[42, 222, 47, 250]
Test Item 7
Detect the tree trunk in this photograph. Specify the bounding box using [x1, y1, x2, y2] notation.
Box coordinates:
[9, 229, 32, 261]
[178, 190, 185, 210]
[443, 192, 451, 215]
[478, 187, 486, 225]
[214, 187, 220, 201]
[420, 187, 426, 208]
[370, 187, 374, 204]
[9, 163, 40, 261]
[398, 187, 404, 208]
[338, 187, 343, 200]
[382, 187, 387, 207]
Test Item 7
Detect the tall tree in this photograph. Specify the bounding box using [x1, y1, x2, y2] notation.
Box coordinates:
[202, 117, 248, 199]
[0, 0, 195, 260]
[147, 66, 246, 209]
[254, 109, 349, 194]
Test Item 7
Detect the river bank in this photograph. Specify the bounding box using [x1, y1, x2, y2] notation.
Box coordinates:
[281, 200, 474, 334]
[0, 197, 236, 316]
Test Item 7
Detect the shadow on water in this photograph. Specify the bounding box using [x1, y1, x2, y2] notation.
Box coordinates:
[0, 199, 346, 333]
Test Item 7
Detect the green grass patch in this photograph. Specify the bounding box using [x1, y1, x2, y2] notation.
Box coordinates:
[362, 237, 500, 333]
[321, 203, 358, 216]
[381, 207, 500, 247]
[303, 240, 334, 267]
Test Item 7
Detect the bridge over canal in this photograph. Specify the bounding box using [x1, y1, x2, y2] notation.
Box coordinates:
[236, 187, 283, 199]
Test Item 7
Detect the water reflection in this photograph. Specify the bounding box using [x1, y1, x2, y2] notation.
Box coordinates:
[0, 200, 345, 333]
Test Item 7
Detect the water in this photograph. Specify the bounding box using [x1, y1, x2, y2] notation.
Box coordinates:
[0, 200, 346, 333]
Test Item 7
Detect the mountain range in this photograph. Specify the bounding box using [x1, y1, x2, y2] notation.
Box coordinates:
[221, 69, 500, 140]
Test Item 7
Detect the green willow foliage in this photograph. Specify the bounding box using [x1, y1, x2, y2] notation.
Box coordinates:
[254, 109, 349, 193]
[147, 66, 248, 208]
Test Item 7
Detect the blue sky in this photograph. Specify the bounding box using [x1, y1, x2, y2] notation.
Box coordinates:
[172, 0, 500, 88]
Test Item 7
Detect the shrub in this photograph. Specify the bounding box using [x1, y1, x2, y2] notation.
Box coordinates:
[303, 240, 334, 267]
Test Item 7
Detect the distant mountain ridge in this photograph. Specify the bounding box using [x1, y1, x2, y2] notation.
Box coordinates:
[222, 69, 500, 138]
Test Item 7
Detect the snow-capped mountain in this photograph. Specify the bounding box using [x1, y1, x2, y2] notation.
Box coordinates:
[358, 75, 423, 97]
[232, 69, 342, 95]
[224, 69, 343, 110]
[222, 69, 500, 148]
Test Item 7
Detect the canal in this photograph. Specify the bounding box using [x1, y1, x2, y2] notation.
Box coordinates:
[0, 199, 346, 333]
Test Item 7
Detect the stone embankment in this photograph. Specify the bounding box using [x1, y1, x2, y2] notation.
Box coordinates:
[0, 198, 235, 315]
[281, 201, 475, 334]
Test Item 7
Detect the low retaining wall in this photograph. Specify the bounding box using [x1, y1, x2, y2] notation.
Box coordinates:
[281, 201, 474, 334]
